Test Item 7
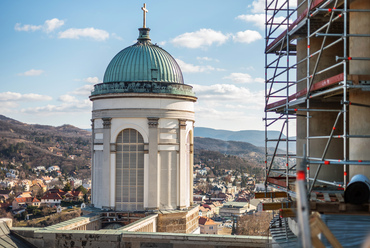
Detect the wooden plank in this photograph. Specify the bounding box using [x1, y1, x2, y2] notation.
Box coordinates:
[310, 213, 343, 248]
[335, 193, 344, 203]
[262, 201, 295, 211]
[311, 236, 326, 248]
[254, 191, 288, 199]
[279, 208, 296, 218]
[323, 193, 331, 202]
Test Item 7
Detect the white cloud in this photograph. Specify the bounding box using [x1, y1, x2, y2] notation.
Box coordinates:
[196, 57, 219, 62]
[111, 33, 123, 40]
[176, 59, 224, 73]
[158, 41, 167, 46]
[0, 102, 19, 113]
[44, 18, 65, 33]
[171, 29, 230, 49]
[236, 14, 265, 29]
[250, 0, 265, 13]
[58, 28, 109, 41]
[193, 84, 264, 104]
[71, 85, 94, 96]
[0, 92, 52, 102]
[58, 94, 78, 103]
[21, 100, 91, 113]
[233, 30, 262, 44]
[15, 18, 64, 33]
[18, 69, 44, 76]
[248, 0, 297, 14]
[83, 77, 101, 84]
[223, 73, 264, 84]
[14, 23, 42, 32]
[236, 14, 287, 30]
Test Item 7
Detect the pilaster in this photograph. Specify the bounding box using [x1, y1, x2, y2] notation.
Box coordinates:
[147, 117, 159, 209]
[190, 121, 194, 206]
[90, 119, 95, 206]
[178, 119, 187, 209]
[102, 117, 112, 209]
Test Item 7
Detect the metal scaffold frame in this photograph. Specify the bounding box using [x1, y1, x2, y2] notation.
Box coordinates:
[264, 0, 370, 196]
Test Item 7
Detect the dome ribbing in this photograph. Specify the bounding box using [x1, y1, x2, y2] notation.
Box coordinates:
[103, 28, 184, 84]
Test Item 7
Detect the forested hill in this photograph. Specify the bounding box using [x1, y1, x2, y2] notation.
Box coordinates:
[0, 115, 274, 178]
[0, 115, 91, 178]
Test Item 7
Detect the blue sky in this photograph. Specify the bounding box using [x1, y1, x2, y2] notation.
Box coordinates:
[0, 0, 274, 131]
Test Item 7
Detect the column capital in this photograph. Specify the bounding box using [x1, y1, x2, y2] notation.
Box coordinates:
[102, 117, 112, 129]
[179, 119, 187, 130]
[148, 117, 159, 128]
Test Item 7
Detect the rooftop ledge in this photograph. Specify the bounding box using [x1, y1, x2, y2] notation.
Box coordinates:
[91, 81, 195, 97]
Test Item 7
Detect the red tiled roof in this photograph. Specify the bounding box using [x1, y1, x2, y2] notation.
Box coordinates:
[15, 197, 29, 203]
[71, 191, 83, 196]
[41, 193, 62, 200]
[199, 216, 216, 226]
[48, 189, 66, 196]
[199, 206, 209, 212]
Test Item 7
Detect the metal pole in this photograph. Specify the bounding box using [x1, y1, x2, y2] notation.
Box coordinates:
[297, 145, 312, 248]
[343, 0, 348, 188]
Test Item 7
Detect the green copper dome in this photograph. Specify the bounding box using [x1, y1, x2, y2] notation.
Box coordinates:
[103, 28, 184, 84]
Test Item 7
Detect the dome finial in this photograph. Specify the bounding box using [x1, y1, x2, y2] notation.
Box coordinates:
[141, 3, 148, 28]
[138, 3, 150, 42]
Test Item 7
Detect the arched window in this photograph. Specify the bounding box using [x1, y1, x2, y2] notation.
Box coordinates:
[115, 129, 144, 211]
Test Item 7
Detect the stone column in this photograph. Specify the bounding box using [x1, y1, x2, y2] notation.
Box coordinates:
[178, 119, 187, 209]
[147, 117, 159, 210]
[190, 122, 194, 205]
[90, 119, 95, 206]
[102, 117, 112, 209]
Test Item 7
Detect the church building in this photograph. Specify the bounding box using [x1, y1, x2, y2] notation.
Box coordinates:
[89, 4, 197, 212]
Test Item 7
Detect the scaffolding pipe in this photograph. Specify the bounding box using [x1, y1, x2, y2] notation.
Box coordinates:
[305, 0, 339, 100]
[264, 121, 287, 187]
[308, 111, 342, 194]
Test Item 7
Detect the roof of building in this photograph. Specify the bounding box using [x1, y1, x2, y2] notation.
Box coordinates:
[0, 190, 12, 195]
[250, 199, 261, 207]
[103, 28, 183, 85]
[199, 206, 209, 212]
[0, 220, 37, 248]
[199, 216, 217, 226]
[222, 202, 248, 208]
[41, 193, 62, 200]
[14, 197, 31, 203]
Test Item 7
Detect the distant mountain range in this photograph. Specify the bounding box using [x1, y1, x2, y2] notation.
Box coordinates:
[194, 127, 295, 152]
[0, 115, 292, 177]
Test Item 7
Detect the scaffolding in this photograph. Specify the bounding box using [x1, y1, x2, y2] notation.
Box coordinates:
[264, 0, 370, 245]
[264, 0, 370, 194]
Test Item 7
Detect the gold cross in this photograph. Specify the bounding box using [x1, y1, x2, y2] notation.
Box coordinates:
[141, 3, 148, 28]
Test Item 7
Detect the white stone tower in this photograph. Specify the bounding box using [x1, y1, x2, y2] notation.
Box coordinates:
[89, 10, 197, 211]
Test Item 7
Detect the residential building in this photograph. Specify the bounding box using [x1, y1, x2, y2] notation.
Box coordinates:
[198, 206, 212, 218]
[12, 197, 40, 209]
[30, 183, 46, 196]
[41, 193, 62, 206]
[0, 190, 13, 202]
[47, 165, 60, 172]
[41, 176, 53, 184]
[16, 192, 32, 198]
[199, 217, 218, 235]
[219, 202, 249, 217]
